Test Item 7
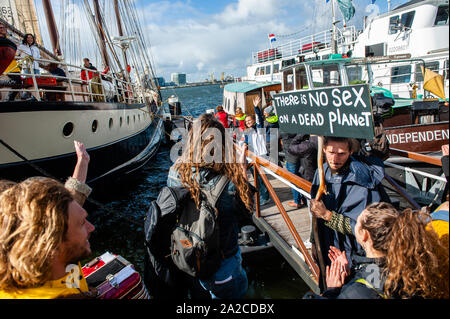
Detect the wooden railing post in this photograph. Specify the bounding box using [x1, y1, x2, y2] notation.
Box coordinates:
[255, 163, 320, 282]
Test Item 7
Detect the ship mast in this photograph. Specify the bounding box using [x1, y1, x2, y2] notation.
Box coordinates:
[92, 0, 110, 70]
[42, 0, 61, 56]
[113, 0, 130, 81]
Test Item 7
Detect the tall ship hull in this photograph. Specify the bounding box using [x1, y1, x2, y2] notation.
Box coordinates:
[0, 101, 164, 184]
[0, 0, 165, 186]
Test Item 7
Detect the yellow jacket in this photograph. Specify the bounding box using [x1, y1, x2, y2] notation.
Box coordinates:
[0, 263, 89, 299]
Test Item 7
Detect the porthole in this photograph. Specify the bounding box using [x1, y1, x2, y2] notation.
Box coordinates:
[109, 118, 113, 129]
[92, 120, 98, 132]
[62, 122, 74, 137]
[127, 116, 130, 125]
[138, 114, 140, 121]
[133, 115, 136, 123]
[120, 117, 123, 127]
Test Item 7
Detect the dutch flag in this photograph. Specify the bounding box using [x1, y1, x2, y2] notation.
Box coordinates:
[268, 34, 276, 43]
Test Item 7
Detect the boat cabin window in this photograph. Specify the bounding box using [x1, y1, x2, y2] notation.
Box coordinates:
[283, 69, 294, 92]
[415, 61, 440, 82]
[266, 65, 271, 75]
[435, 6, 449, 25]
[365, 43, 385, 57]
[345, 65, 367, 84]
[391, 65, 411, 83]
[255, 67, 266, 76]
[282, 58, 296, 68]
[401, 11, 415, 29]
[310, 64, 341, 88]
[295, 65, 308, 90]
[273, 63, 280, 74]
[389, 15, 400, 34]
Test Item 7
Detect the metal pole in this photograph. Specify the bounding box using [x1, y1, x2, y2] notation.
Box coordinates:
[331, 0, 338, 54]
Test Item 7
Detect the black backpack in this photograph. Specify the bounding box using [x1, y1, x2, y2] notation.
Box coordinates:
[170, 175, 229, 279]
[144, 175, 229, 282]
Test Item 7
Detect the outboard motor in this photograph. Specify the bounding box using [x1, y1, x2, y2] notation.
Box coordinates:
[168, 95, 182, 116]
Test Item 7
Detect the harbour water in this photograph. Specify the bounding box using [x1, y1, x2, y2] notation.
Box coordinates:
[87, 84, 310, 299]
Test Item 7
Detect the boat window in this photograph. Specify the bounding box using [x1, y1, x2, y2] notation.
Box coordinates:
[391, 65, 411, 83]
[311, 64, 341, 88]
[254, 67, 260, 76]
[401, 11, 415, 29]
[283, 69, 294, 92]
[415, 61, 440, 82]
[435, 6, 449, 25]
[365, 43, 385, 57]
[273, 63, 280, 73]
[345, 65, 366, 84]
[389, 15, 400, 34]
[282, 58, 296, 68]
[266, 65, 271, 74]
[295, 65, 308, 90]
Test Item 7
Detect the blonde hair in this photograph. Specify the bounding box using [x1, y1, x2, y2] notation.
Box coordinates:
[175, 113, 253, 211]
[0, 177, 73, 290]
[362, 202, 449, 299]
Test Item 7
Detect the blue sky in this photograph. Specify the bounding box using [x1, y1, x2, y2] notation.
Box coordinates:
[36, 0, 411, 82]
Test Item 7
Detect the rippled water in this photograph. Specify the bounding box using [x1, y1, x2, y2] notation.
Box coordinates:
[87, 84, 310, 299]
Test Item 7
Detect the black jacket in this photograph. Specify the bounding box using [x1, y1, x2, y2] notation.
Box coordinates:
[280, 133, 300, 164]
[288, 134, 318, 182]
[323, 255, 386, 299]
[304, 254, 387, 299]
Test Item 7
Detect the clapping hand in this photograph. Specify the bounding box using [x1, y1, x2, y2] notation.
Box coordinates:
[328, 246, 350, 277]
[326, 258, 347, 289]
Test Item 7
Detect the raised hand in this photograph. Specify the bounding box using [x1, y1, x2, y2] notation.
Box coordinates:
[253, 95, 261, 108]
[74, 140, 90, 164]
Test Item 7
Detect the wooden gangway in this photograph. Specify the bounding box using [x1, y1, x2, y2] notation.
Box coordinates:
[246, 148, 445, 295]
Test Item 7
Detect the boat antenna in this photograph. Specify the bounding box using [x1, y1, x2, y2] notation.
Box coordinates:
[331, 0, 338, 54]
[42, 0, 62, 57]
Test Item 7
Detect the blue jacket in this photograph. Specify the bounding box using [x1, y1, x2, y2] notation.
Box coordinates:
[310, 155, 390, 270]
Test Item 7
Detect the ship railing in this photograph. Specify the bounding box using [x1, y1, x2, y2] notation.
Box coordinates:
[244, 145, 444, 285]
[368, 58, 449, 99]
[385, 148, 446, 206]
[0, 57, 152, 105]
[251, 26, 357, 65]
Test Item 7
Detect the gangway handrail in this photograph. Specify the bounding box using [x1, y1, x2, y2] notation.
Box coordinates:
[243, 145, 437, 285]
[389, 148, 443, 167]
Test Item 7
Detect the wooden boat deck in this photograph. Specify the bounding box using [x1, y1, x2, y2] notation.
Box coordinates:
[248, 173, 320, 294]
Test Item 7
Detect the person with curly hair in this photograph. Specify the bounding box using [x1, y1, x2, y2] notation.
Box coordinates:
[0, 177, 96, 299]
[166, 113, 253, 299]
[0, 141, 95, 299]
[309, 202, 449, 299]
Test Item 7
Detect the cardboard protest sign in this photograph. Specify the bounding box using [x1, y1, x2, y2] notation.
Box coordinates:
[273, 84, 375, 139]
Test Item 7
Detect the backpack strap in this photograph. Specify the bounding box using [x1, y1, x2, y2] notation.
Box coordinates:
[355, 278, 389, 299]
[202, 175, 230, 208]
